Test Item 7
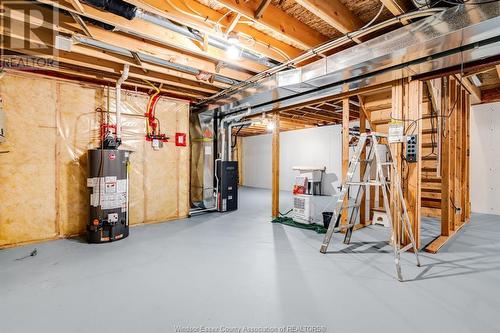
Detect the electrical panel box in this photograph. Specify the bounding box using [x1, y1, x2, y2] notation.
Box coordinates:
[0, 96, 5, 143]
[406, 135, 418, 163]
[217, 161, 238, 212]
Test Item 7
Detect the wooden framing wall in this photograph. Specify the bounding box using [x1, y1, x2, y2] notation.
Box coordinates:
[425, 76, 471, 253]
[252, 76, 469, 253]
[337, 77, 470, 252]
[272, 113, 280, 218]
[0, 72, 190, 248]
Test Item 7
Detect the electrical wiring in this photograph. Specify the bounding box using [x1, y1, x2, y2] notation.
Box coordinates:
[231, 124, 245, 148]
[413, 0, 499, 9]
[163, 0, 217, 25]
[143, 79, 161, 137]
[361, 3, 386, 30]
[199, 7, 446, 106]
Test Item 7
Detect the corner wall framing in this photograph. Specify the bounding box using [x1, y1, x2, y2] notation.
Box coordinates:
[356, 77, 471, 252]
[0, 72, 191, 248]
[333, 76, 470, 252]
[424, 76, 471, 253]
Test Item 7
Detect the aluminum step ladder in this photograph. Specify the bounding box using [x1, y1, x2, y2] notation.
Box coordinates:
[319, 132, 421, 281]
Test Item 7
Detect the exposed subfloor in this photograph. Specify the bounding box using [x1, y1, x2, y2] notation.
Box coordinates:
[1, 187, 500, 333]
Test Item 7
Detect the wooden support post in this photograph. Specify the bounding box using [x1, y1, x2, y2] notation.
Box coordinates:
[454, 87, 463, 229]
[425, 77, 463, 253]
[405, 80, 422, 248]
[464, 93, 471, 221]
[391, 81, 404, 243]
[426, 77, 454, 252]
[426, 79, 472, 253]
[237, 136, 244, 186]
[272, 113, 280, 218]
[55, 82, 62, 237]
[341, 98, 349, 226]
[460, 89, 468, 224]
[359, 100, 367, 226]
[449, 78, 457, 233]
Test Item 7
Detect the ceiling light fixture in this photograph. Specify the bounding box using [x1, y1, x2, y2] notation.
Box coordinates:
[266, 121, 275, 132]
[469, 74, 482, 87]
[226, 45, 241, 60]
[227, 32, 239, 45]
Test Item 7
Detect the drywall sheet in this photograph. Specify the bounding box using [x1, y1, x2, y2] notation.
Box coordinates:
[0, 75, 58, 246]
[470, 102, 500, 215]
[0, 72, 190, 247]
[242, 125, 343, 195]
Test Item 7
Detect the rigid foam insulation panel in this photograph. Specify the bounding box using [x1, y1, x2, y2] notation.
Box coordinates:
[0, 72, 190, 247]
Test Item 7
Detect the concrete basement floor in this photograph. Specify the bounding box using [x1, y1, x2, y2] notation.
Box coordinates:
[1, 187, 500, 333]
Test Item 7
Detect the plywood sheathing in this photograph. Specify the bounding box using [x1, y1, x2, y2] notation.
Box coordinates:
[195, 0, 309, 50]
[336, 0, 394, 27]
[270, 0, 340, 39]
[195, 0, 396, 49]
[0, 72, 190, 248]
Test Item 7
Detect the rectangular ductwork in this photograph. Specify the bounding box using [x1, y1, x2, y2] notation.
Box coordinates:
[205, 3, 500, 117]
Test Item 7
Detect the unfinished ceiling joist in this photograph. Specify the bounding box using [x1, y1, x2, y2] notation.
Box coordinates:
[205, 4, 500, 117]
[379, 0, 411, 24]
[37, 0, 272, 72]
[121, 0, 303, 60]
[4, 5, 252, 83]
[294, 0, 363, 34]
[255, 0, 272, 19]
[194, 0, 329, 49]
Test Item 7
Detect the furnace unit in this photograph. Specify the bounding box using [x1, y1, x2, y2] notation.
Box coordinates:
[87, 149, 130, 243]
[216, 161, 238, 212]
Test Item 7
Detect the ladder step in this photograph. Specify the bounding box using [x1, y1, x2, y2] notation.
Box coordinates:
[399, 243, 414, 253]
[338, 223, 355, 230]
[343, 204, 360, 209]
[422, 128, 438, 135]
[346, 181, 382, 186]
[422, 177, 441, 183]
[422, 187, 441, 193]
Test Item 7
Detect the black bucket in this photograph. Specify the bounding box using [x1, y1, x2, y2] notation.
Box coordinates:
[322, 212, 333, 229]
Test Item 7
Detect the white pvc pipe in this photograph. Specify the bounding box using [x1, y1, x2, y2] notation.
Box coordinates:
[220, 108, 251, 161]
[227, 120, 262, 161]
[116, 64, 130, 141]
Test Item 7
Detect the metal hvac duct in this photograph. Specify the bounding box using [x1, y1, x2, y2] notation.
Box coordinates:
[72, 36, 239, 86]
[79, 0, 278, 67]
[191, 3, 500, 209]
[202, 3, 500, 117]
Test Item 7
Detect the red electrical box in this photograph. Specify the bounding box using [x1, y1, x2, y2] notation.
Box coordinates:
[175, 133, 187, 147]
